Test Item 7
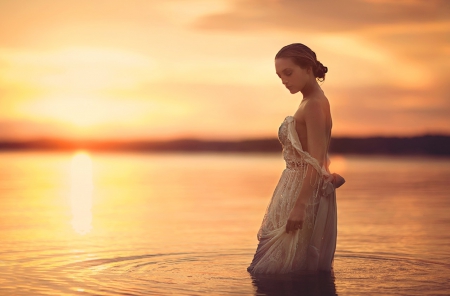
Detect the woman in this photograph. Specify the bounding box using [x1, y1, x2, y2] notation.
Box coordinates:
[247, 43, 345, 274]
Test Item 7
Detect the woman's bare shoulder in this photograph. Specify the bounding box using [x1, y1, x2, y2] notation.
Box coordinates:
[307, 94, 331, 116]
[302, 97, 327, 119]
[293, 92, 330, 122]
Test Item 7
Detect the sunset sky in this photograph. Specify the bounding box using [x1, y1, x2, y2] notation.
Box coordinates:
[0, 0, 449, 141]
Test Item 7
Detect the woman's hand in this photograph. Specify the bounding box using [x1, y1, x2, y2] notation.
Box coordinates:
[285, 203, 306, 234]
[332, 173, 345, 188]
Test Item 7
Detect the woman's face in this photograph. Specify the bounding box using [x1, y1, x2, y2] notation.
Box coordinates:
[275, 58, 311, 94]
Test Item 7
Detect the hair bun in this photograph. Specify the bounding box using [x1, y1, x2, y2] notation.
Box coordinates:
[314, 60, 327, 81]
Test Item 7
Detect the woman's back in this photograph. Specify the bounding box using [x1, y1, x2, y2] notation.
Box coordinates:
[294, 93, 332, 168]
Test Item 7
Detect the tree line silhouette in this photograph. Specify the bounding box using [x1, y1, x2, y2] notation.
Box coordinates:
[0, 134, 449, 155]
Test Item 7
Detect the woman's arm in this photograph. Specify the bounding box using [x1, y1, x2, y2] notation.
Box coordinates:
[285, 100, 328, 234]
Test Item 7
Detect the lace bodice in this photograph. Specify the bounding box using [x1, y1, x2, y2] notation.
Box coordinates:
[278, 116, 331, 175]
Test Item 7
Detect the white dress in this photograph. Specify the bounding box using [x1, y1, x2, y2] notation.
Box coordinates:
[247, 115, 337, 274]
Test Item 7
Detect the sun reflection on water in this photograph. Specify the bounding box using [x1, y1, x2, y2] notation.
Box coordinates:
[69, 150, 93, 235]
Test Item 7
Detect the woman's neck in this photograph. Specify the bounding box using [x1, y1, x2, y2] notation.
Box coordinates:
[300, 79, 320, 98]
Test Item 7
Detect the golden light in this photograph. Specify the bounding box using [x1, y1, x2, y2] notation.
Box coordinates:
[316, 33, 433, 89]
[0, 1, 448, 140]
[69, 150, 93, 235]
[20, 96, 147, 128]
[1, 46, 157, 130]
[329, 155, 347, 174]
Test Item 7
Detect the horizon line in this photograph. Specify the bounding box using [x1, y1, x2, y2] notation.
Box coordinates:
[1, 132, 450, 144]
[0, 134, 449, 156]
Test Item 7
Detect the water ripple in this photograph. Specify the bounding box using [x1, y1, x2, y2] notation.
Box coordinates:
[2, 247, 450, 295]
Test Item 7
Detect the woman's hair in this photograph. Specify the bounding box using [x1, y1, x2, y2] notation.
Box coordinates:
[275, 43, 328, 82]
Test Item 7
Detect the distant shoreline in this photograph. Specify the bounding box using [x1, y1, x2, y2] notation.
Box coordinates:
[0, 134, 449, 155]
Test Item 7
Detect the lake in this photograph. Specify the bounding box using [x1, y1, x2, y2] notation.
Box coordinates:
[1, 151, 449, 295]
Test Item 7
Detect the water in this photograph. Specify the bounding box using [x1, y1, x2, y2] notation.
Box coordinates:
[1, 151, 450, 295]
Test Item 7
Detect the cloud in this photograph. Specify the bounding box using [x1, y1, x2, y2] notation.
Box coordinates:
[193, 0, 450, 136]
[327, 84, 450, 136]
[0, 47, 155, 91]
[0, 0, 448, 140]
[192, 0, 450, 33]
[369, 28, 450, 88]
[192, 0, 450, 87]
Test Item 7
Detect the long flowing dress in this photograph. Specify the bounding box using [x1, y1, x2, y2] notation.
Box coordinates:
[247, 115, 337, 274]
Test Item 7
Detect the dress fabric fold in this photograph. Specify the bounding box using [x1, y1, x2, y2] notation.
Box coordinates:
[247, 116, 337, 274]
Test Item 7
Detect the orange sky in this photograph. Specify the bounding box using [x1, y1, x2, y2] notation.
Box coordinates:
[0, 0, 449, 141]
